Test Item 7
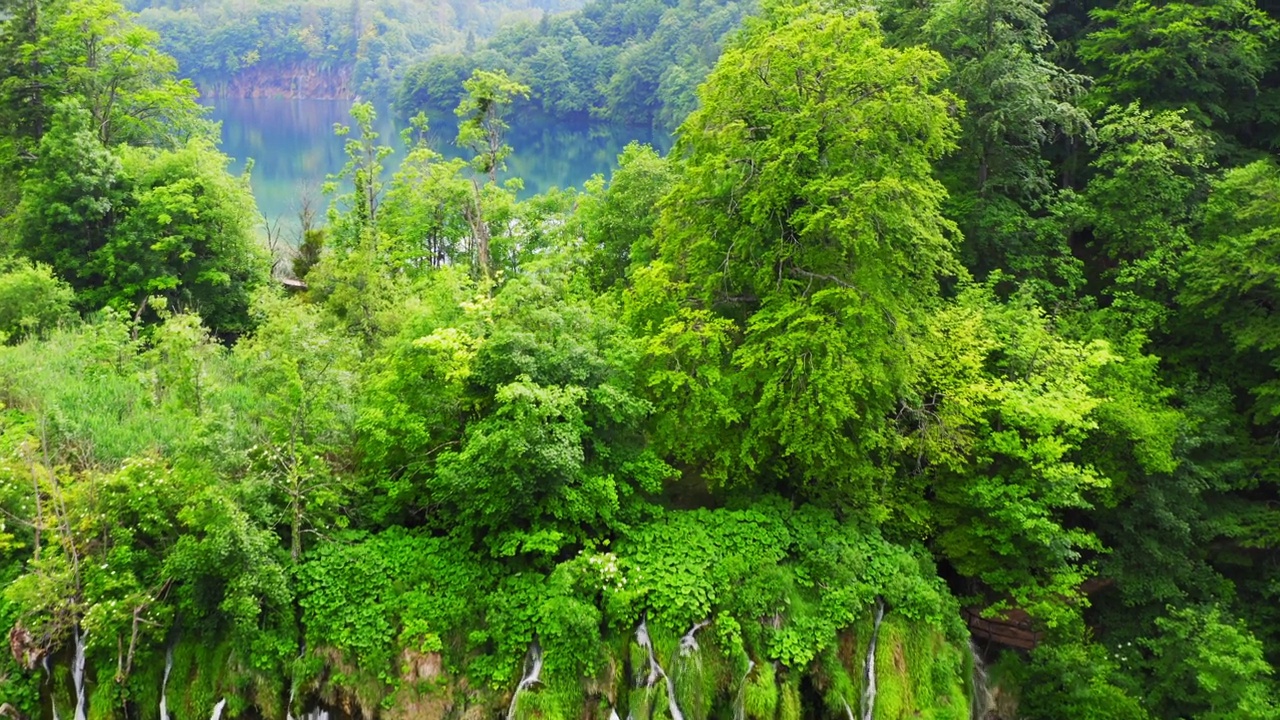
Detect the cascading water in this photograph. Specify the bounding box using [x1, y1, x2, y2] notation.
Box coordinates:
[209, 698, 227, 720]
[969, 641, 994, 720]
[286, 648, 306, 720]
[159, 646, 173, 720]
[636, 620, 659, 686]
[505, 640, 544, 720]
[636, 619, 684, 720]
[72, 629, 87, 720]
[609, 709, 621, 720]
[860, 599, 884, 720]
[734, 660, 755, 720]
[678, 621, 710, 656]
[44, 656, 60, 720]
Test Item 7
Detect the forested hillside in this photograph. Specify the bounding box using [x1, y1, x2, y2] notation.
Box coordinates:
[125, 0, 585, 99]
[2, 0, 1280, 718]
[397, 0, 754, 128]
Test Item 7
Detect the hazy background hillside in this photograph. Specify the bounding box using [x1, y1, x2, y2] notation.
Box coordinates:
[125, 0, 588, 99]
[125, 0, 751, 129]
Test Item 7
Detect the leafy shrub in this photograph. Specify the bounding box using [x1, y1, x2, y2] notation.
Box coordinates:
[0, 258, 75, 343]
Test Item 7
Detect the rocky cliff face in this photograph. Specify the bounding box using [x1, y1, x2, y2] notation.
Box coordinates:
[197, 63, 355, 100]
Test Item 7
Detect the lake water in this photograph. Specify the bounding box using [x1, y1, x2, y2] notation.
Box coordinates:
[203, 97, 673, 237]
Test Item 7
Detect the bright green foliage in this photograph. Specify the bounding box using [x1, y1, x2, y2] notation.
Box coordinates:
[0, 0, 205, 175]
[16, 100, 126, 293]
[1142, 605, 1280, 719]
[355, 269, 479, 520]
[362, 256, 662, 556]
[0, 258, 75, 342]
[455, 69, 530, 183]
[165, 483, 295, 669]
[39, 0, 206, 147]
[627, 269, 741, 488]
[1080, 0, 1279, 129]
[453, 69, 530, 276]
[6, 0, 1280, 716]
[105, 141, 267, 332]
[306, 105, 417, 341]
[578, 142, 673, 290]
[303, 239, 410, 343]
[664, 4, 958, 306]
[879, 0, 1089, 293]
[325, 101, 393, 248]
[380, 118, 473, 273]
[144, 308, 220, 415]
[290, 499, 968, 718]
[232, 291, 359, 561]
[905, 284, 1115, 621]
[292, 227, 325, 281]
[1007, 638, 1150, 720]
[297, 529, 488, 678]
[0, 310, 191, 467]
[870, 617, 969, 720]
[650, 1, 960, 497]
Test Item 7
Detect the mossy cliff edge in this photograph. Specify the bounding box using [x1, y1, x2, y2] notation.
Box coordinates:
[16, 504, 981, 720]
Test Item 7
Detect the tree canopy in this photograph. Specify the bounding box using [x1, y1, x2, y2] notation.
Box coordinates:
[2, 0, 1280, 718]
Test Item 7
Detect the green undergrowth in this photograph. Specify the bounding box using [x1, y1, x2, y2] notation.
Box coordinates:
[871, 617, 968, 720]
[22, 503, 976, 720]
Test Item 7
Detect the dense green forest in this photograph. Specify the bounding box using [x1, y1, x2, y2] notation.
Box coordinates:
[3, 0, 1280, 718]
[125, 0, 585, 99]
[396, 0, 754, 128]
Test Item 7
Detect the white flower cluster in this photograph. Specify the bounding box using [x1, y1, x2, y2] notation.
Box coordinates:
[585, 552, 627, 590]
[1111, 640, 1136, 664]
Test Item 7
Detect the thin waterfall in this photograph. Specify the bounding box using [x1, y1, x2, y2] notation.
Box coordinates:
[210, 698, 227, 720]
[860, 599, 884, 720]
[734, 660, 755, 720]
[72, 629, 87, 720]
[609, 709, 621, 720]
[159, 646, 173, 720]
[636, 619, 684, 720]
[286, 648, 305, 720]
[637, 620, 659, 686]
[843, 699, 856, 720]
[505, 640, 544, 720]
[44, 656, 60, 720]
[679, 621, 710, 656]
[969, 641, 994, 720]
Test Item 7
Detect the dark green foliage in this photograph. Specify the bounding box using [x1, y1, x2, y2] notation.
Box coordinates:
[129, 0, 584, 101]
[17, 115, 268, 333]
[1183, 159, 1280, 422]
[1080, 0, 1279, 131]
[1004, 638, 1150, 720]
[397, 0, 755, 129]
[292, 228, 325, 281]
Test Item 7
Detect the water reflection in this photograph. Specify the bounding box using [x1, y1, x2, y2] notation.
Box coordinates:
[203, 97, 673, 236]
